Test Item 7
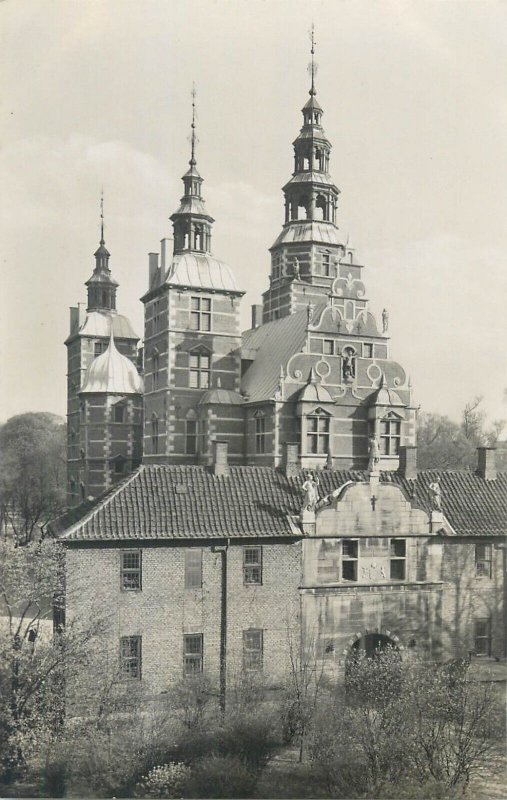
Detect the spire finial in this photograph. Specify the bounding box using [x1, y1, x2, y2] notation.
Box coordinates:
[308, 23, 317, 96]
[100, 188, 105, 244]
[190, 83, 197, 166]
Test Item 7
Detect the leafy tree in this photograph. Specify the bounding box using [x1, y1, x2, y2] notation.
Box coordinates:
[0, 413, 66, 545]
[417, 397, 505, 471]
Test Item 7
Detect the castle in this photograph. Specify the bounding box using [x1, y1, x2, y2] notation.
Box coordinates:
[55, 50, 506, 698]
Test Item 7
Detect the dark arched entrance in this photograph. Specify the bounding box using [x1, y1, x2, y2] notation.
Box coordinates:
[351, 633, 399, 659]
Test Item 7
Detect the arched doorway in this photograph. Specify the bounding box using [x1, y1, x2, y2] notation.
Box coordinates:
[350, 633, 399, 659]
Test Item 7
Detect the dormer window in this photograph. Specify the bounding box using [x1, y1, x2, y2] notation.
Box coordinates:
[380, 412, 402, 456]
[306, 408, 330, 454]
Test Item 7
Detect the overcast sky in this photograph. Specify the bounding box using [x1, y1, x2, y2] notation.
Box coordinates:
[1, 0, 506, 428]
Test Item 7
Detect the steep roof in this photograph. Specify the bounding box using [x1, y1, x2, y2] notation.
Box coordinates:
[52, 466, 507, 543]
[241, 310, 309, 402]
[80, 334, 143, 395]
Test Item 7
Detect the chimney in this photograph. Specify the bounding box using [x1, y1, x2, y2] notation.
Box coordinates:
[477, 447, 497, 481]
[160, 238, 173, 275]
[284, 442, 300, 478]
[212, 440, 229, 477]
[398, 446, 417, 480]
[148, 252, 159, 288]
[251, 304, 263, 329]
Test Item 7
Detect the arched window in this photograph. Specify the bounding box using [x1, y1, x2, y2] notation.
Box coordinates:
[380, 413, 402, 456]
[316, 194, 328, 221]
[344, 300, 355, 319]
[152, 349, 160, 390]
[254, 410, 266, 454]
[306, 408, 330, 454]
[296, 197, 309, 220]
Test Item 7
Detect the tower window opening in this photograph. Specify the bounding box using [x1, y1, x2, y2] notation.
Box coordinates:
[189, 351, 211, 389]
[342, 539, 358, 581]
[151, 415, 159, 454]
[114, 404, 125, 423]
[255, 415, 266, 454]
[194, 226, 203, 250]
[316, 194, 328, 221]
[303, 156, 310, 171]
[322, 253, 331, 276]
[185, 419, 197, 454]
[190, 296, 211, 331]
[152, 351, 160, 389]
[184, 232, 190, 249]
[296, 199, 309, 220]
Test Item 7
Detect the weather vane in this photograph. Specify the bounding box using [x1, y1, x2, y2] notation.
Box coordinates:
[189, 82, 198, 165]
[308, 23, 318, 95]
[100, 188, 105, 243]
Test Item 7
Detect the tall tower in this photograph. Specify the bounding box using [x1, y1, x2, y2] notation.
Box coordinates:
[263, 30, 349, 322]
[66, 199, 142, 507]
[142, 89, 245, 464]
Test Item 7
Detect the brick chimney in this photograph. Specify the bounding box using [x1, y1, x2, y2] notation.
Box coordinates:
[212, 440, 229, 477]
[148, 252, 159, 288]
[398, 446, 417, 480]
[284, 442, 300, 478]
[477, 447, 497, 481]
[251, 304, 263, 329]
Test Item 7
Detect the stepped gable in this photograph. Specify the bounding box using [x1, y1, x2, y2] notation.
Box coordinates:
[52, 466, 507, 542]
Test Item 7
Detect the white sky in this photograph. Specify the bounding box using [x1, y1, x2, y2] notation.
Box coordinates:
[1, 0, 506, 426]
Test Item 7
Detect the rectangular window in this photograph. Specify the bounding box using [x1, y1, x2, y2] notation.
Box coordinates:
[151, 417, 159, 454]
[94, 341, 107, 358]
[183, 633, 203, 675]
[475, 544, 492, 578]
[243, 546, 262, 585]
[363, 343, 374, 359]
[390, 539, 406, 580]
[189, 352, 211, 389]
[307, 414, 330, 454]
[255, 416, 266, 454]
[322, 253, 331, 277]
[152, 299, 161, 325]
[120, 635, 142, 679]
[243, 629, 263, 671]
[190, 297, 211, 331]
[342, 539, 358, 581]
[474, 618, 491, 656]
[380, 417, 402, 456]
[185, 549, 202, 589]
[114, 404, 125, 423]
[323, 339, 334, 356]
[186, 420, 197, 454]
[121, 550, 142, 591]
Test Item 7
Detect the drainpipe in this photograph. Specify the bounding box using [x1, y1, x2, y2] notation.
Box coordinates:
[213, 540, 229, 712]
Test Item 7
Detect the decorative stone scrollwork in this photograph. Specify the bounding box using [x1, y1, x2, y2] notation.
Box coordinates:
[294, 369, 303, 380]
[367, 363, 382, 385]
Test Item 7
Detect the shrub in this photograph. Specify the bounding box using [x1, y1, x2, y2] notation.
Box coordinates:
[187, 754, 258, 798]
[217, 711, 281, 768]
[135, 762, 191, 798]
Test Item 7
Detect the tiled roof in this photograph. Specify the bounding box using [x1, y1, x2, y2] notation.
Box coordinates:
[53, 466, 507, 543]
[241, 310, 309, 402]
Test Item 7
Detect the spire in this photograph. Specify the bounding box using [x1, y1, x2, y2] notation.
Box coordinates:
[170, 85, 215, 255]
[86, 193, 118, 312]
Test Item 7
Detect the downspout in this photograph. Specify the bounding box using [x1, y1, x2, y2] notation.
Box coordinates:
[213, 539, 229, 712]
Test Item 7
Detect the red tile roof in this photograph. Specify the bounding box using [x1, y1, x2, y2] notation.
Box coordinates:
[52, 465, 507, 543]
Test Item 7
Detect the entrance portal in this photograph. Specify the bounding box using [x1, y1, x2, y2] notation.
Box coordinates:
[350, 633, 399, 659]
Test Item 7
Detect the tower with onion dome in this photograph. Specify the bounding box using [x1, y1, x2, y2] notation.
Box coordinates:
[66, 197, 142, 506]
[141, 87, 245, 464]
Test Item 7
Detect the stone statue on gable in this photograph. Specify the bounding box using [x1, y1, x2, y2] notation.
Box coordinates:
[382, 308, 389, 334]
[302, 471, 320, 513]
[368, 435, 380, 472]
[428, 479, 442, 511]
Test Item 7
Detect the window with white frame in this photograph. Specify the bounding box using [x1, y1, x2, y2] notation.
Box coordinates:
[255, 414, 266, 454]
[189, 351, 211, 389]
[390, 539, 406, 580]
[190, 297, 211, 331]
[322, 252, 331, 277]
[363, 343, 374, 359]
[120, 550, 142, 590]
[243, 546, 262, 585]
[474, 618, 491, 656]
[342, 539, 358, 581]
[243, 629, 263, 671]
[380, 413, 402, 456]
[120, 636, 142, 679]
[475, 543, 492, 578]
[306, 409, 330, 454]
[183, 634, 203, 675]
